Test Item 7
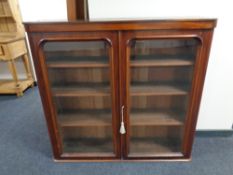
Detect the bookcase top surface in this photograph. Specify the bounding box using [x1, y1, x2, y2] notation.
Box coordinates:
[24, 18, 217, 33]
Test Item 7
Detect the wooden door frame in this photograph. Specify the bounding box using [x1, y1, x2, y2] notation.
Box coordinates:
[66, 0, 89, 20]
[120, 30, 208, 160]
[28, 31, 120, 161]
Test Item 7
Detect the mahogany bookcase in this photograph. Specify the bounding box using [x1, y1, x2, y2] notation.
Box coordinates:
[25, 19, 216, 161]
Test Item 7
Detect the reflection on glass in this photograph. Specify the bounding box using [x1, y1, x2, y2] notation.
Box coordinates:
[129, 39, 200, 156]
[43, 41, 114, 155]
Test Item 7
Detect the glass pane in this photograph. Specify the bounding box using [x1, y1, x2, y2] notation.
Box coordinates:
[129, 38, 200, 156]
[43, 41, 114, 155]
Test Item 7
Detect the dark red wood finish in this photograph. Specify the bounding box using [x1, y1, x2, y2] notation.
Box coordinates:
[24, 19, 216, 32]
[121, 31, 205, 160]
[66, 0, 89, 20]
[25, 19, 216, 161]
[27, 31, 121, 161]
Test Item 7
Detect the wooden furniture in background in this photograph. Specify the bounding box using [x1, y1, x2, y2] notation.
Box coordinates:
[25, 19, 216, 161]
[66, 0, 89, 20]
[0, 0, 34, 96]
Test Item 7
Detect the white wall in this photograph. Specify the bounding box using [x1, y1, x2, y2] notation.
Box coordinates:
[16, 0, 232, 130]
[19, 0, 67, 21]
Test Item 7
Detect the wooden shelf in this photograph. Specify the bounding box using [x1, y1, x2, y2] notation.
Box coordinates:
[47, 61, 108, 68]
[46, 56, 108, 68]
[130, 110, 184, 126]
[58, 110, 183, 128]
[45, 49, 107, 57]
[129, 138, 181, 156]
[58, 110, 112, 127]
[131, 84, 188, 96]
[131, 58, 193, 67]
[0, 14, 12, 18]
[132, 45, 197, 56]
[52, 85, 110, 97]
[0, 79, 34, 96]
[0, 0, 24, 34]
[0, 35, 23, 43]
[63, 138, 113, 153]
[52, 83, 187, 97]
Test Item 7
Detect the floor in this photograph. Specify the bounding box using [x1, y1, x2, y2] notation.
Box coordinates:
[0, 87, 232, 175]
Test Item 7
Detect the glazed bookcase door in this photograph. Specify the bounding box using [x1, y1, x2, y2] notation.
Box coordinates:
[124, 35, 202, 158]
[41, 35, 119, 158]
